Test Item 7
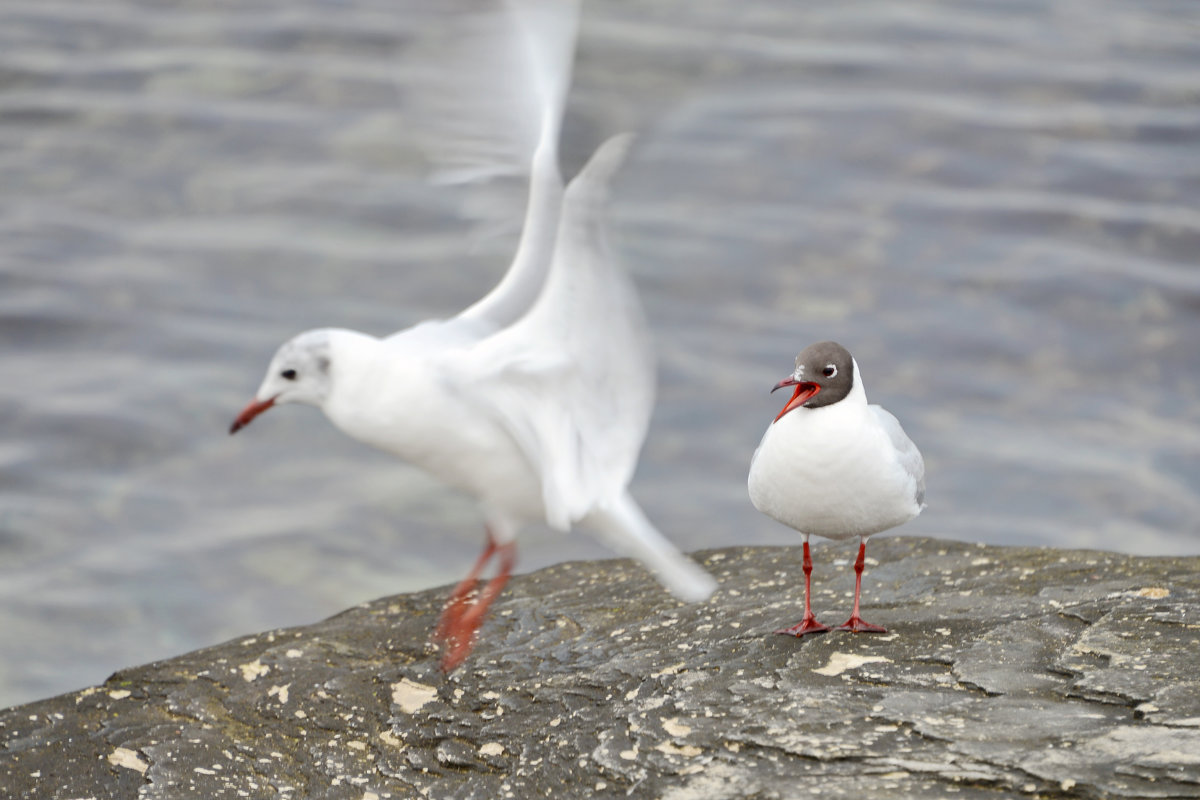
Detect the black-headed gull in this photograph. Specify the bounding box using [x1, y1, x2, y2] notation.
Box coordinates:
[229, 0, 715, 670]
[748, 341, 925, 636]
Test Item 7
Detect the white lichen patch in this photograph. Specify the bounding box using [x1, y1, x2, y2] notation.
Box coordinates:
[813, 653, 892, 677]
[239, 659, 270, 682]
[662, 718, 692, 738]
[1136, 587, 1169, 599]
[479, 742, 504, 757]
[76, 687, 100, 703]
[391, 679, 437, 714]
[641, 695, 668, 711]
[108, 747, 148, 773]
[655, 741, 702, 758]
[268, 684, 290, 704]
[652, 662, 686, 678]
[886, 757, 956, 773]
[285, 649, 303, 658]
[108, 690, 132, 700]
[1088, 725, 1200, 765]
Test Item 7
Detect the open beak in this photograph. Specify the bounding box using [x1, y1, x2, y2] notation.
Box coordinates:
[770, 377, 820, 423]
[229, 396, 276, 434]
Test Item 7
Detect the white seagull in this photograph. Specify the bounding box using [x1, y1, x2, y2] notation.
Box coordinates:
[229, 0, 716, 671]
[748, 341, 925, 636]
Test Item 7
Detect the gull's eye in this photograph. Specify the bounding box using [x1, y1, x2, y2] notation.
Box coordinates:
[822, 364, 837, 378]
[281, 369, 298, 381]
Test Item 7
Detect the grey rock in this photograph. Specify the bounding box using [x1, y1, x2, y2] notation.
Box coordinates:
[2, 538, 1198, 798]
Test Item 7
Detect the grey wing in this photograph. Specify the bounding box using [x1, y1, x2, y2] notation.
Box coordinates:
[448, 135, 652, 530]
[870, 405, 926, 509]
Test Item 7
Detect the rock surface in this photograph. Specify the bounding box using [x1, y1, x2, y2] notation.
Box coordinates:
[2, 538, 1199, 799]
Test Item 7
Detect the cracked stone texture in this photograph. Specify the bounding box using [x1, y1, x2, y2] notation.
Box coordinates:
[2, 538, 1198, 799]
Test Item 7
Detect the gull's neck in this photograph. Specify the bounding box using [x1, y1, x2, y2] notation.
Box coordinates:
[319, 329, 466, 461]
[320, 328, 384, 405]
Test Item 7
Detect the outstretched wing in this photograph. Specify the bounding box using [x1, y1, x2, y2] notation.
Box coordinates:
[398, 0, 577, 184]
[871, 404, 926, 509]
[451, 135, 653, 530]
[398, 0, 580, 335]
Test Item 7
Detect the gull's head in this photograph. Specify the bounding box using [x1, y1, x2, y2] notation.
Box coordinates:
[230, 329, 334, 434]
[770, 340, 855, 422]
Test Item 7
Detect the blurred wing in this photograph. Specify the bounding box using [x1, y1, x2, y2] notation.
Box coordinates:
[398, 0, 578, 183]
[454, 135, 652, 529]
[398, 0, 580, 334]
[871, 405, 926, 508]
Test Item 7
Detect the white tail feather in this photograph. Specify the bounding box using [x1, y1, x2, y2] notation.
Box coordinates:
[584, 492, 717, 603]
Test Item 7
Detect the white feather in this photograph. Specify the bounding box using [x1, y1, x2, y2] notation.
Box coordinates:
[454, 135, 652, 528]
[397, 0, 579, 333]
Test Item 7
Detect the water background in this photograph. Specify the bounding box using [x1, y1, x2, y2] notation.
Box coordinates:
[2, 0, 1198, 708]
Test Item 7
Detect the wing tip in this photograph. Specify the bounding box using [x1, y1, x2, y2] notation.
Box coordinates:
[567, 132, 636, 199]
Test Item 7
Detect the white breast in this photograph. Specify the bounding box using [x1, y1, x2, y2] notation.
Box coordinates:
[747, 375, 923, 541]
[320, 332, 547, 530]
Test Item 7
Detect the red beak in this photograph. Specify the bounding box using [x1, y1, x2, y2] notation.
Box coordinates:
[230, 397, 276, 434]
[771, 377, 820, 422]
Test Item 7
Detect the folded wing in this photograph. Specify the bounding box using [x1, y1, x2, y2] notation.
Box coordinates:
[871, 404, 926, 509]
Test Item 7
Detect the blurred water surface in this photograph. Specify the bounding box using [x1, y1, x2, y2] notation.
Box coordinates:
[1, 0, 1198, 707]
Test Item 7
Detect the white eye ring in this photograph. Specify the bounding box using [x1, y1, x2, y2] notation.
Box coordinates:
[822, 364, 837, 378]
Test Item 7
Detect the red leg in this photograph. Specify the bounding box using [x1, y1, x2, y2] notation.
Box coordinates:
[836, 538, 886, 633]
[434, 529, 498, 643]
[776, 539, 831, 637]
[440, 540, 516, 672]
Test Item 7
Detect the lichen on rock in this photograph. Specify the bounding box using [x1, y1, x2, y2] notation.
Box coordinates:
[1, 539, 1198, 798]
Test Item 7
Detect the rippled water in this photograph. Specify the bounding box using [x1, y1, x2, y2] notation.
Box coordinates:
[1, 0, 1198, 708]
